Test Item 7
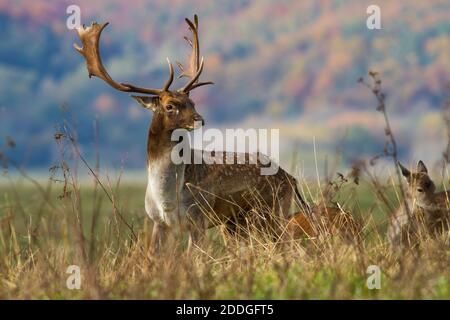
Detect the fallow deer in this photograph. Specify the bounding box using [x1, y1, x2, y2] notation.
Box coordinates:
[284, 205, 361, 241]
[388, 160, 450, 246]
[74, 15, 306, 251]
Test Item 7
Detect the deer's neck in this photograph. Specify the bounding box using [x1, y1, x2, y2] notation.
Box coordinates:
[146, 114, 187, 191]
[145, 115, 186, 214]
[147, 114, 177, 165]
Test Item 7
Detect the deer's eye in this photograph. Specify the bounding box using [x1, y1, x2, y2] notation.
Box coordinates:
[417, 188, 424, 193]
[165, 104, 175, 112]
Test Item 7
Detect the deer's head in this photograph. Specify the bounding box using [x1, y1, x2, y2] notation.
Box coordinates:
[398, 160, 436, 200]
[74, 15, 212, 132]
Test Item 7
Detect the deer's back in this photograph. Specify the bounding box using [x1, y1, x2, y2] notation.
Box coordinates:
[184, 150, 296, 196]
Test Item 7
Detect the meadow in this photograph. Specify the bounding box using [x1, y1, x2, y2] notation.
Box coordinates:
[0, 73, 449, 300]
[0, 163, 449, 299]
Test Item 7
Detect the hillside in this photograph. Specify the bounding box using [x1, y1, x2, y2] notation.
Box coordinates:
[0, 0, 449, 171]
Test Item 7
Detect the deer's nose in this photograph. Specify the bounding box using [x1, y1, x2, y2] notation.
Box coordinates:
[193, 114, 205, 126]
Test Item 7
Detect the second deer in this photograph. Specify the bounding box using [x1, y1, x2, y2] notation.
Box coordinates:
[388, 160, 450, 246]
[284, 205, 361, 242]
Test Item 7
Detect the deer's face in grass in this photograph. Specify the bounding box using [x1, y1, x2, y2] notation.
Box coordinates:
[132, 91, 205, 132]
[399, 160, 436, 201]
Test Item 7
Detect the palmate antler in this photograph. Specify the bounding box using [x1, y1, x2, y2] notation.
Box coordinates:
[74, 22, 173, 95]
[74, 16, 212, 96]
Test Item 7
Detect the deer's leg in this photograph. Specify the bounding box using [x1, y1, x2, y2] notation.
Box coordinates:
[265, 184, 293, 239]
[151, 222, 168, 254]
[186, 210, 207, 253]
[185, 192, 216, 253]
[280, 188, 294, 219]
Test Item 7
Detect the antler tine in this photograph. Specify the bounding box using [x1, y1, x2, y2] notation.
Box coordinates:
[180, 57, 206, 93]
[162, 58, 174, 91]
[176, 61, 185, 77]
[183, 36, 193, 48]
[187, 15, 200, 74]
[74, 22, 164, 96]
[176, 16, 199, 80]
[177, 15, 213, 94]
[188, 81, 215, 91]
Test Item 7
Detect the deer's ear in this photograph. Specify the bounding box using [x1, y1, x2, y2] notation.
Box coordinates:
[131, 95, 159, 111]
[417, 160, 428, 173]
[398, 161, 411, 179]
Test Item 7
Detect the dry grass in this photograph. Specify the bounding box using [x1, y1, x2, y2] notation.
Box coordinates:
[0, 73, 449, 299]
[0, 167, 448, 299]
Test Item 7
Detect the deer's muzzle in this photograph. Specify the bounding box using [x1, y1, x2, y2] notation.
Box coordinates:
[193, 115, 205, 127]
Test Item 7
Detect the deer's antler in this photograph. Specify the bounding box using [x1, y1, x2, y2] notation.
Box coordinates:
[74, 22, 174, 95]
[177, 15, 213, 94]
